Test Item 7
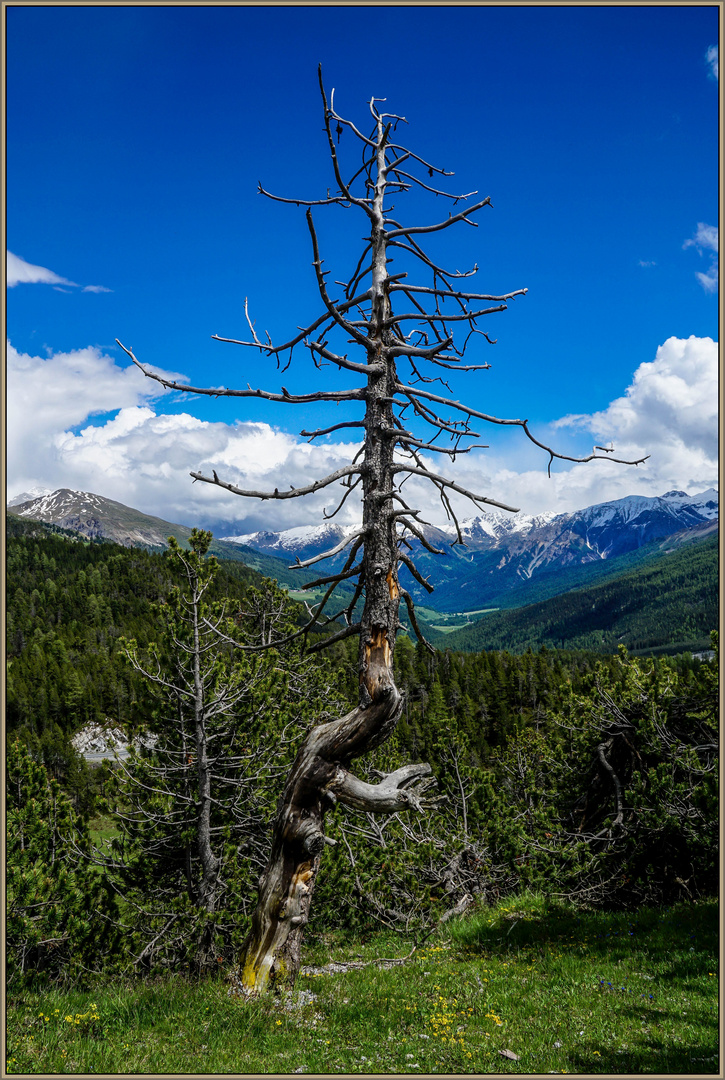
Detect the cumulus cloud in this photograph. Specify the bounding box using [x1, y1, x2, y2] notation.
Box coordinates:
[706, 44, 718, 80]
[7, 251, 111, 293]
[683, 223, 718, 293]
[7, 342, 185, 500]
[6, 336, 718, 530]
[6, 341, 360, 530]
[7, 251, 77, 288]
[539, 335, 718, 512]
[684, 223, 718, 254]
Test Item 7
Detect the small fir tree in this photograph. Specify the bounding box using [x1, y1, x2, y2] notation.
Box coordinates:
[7, 739, 118, 986]
[108, 530, 345, 974]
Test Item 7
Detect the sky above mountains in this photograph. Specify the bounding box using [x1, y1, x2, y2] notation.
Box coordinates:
[6, 6, 719, 531]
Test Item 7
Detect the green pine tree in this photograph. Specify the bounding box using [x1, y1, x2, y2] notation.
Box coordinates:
[7, 739, 119, 987]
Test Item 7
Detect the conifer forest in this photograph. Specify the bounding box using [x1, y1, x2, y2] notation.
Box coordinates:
[7, 516, 718, 988]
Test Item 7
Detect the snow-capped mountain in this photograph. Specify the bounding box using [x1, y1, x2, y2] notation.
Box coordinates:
[8, 488, 176, 547]
[8, 486, 718, 615]
[222, 522, 362, 564]
[7, 487, 53, 507]
[221, 488, 718, 611]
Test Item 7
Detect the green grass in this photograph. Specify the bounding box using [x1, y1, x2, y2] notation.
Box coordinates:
[6, 895, 719, 1074]
[88, 814, 119, 851]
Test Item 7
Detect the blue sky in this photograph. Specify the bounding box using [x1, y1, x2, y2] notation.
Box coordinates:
[6, 5, 719, 532]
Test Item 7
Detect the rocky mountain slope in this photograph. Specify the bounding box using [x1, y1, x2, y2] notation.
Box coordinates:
[7, 489, 318, 592]
[10, 486, 717, 616]
[223, 489, 718, 612]
[438, 533, 718, 657]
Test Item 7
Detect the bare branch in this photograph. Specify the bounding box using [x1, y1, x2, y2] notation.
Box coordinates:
[386, 304, 508, 325]
[393, 464, 520, 513]
[396, 516, 446, 555]
[306, 209, 377, 351]
[258, 184, 352, 208]
[301, 420, 366, 440]
[327, 763, 437, 814]
[306, 622, 362, 653]
[389, 284, 528, 303]
[290, 527, 369, 569]
[319, 66, 375, 212]
[188, 465, 362, 502]
[388, 238, 478, 280]
[385, 197, 492, 239]
[386, 168, 476, 200]
[400, 588, 435, 654]
[116, 339, 366, 405]
[398, 551, 434, 593]
[396, 431, 488, 455]
[323, 474, 364, 521]
[300, 563, 363, 591]
[386, 140, 455, 177]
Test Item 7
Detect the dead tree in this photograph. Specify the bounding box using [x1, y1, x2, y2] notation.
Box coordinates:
[117, 68, 646, 992]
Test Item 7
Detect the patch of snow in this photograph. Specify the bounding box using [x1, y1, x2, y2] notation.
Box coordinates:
[8, 487, 54, 507]
[222, 522, 361, 550]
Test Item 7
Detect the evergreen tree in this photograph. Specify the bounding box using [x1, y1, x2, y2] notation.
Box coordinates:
[7, 740, 118, 986]
[106, 531, 345, 974]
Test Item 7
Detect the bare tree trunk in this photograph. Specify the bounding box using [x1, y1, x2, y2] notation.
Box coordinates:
[238, 113, 414, 994]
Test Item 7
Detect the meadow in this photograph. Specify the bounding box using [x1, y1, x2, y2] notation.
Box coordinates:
[6, 893, 719, 1075]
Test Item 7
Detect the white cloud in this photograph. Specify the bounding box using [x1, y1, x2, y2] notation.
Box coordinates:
[695, 265, 719, 294]
[684, 223, 718, 253]
[7, 251, 112, 292]
[7, 251, 77, 288]
[706, 44, 718, 80]
[536, 335, 718, 512]
[7, 342, 185, 500]
[6, 341, 359, 530]
[6, 336, 718, 530]
[683, 223, 718, 293]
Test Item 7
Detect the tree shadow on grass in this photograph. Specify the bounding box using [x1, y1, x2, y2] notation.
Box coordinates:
[567, 1040, 720, 1076]
[457, 897, 718, 968]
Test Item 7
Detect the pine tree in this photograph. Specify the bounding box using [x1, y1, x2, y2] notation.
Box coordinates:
[7, 739, 118, 986]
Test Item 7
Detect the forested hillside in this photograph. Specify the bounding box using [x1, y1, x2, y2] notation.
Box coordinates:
[441, 534, 717, 655]
[6, 517, 719, 990]
[7, 517, 715, 775]
[6, 518, 261, 771]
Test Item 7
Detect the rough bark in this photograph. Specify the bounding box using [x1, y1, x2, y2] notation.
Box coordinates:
[237, 101, 416, 994]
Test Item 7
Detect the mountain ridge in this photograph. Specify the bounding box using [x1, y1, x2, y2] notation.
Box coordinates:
[436, 533, 718, 657]
[9, 485, 718, 618]
[220, 488, 718, 612]
[6, 488, 320, 593]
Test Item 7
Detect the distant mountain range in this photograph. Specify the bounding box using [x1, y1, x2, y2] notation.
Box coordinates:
[437, 533, 717, 656]
[8, 485, 718, 618]
[6, 488, 317, 593]
[221, 488, 718, 613]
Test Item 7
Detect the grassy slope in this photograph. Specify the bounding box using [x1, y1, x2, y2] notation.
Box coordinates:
[438, 534, 718, 655]
[7, 895, 718, 1075]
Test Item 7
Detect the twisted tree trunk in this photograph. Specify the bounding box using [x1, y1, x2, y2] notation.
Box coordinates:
[237, 111, 428, 993]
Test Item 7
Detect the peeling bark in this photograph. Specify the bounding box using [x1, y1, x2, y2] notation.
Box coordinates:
[237, 88, 424, 995]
